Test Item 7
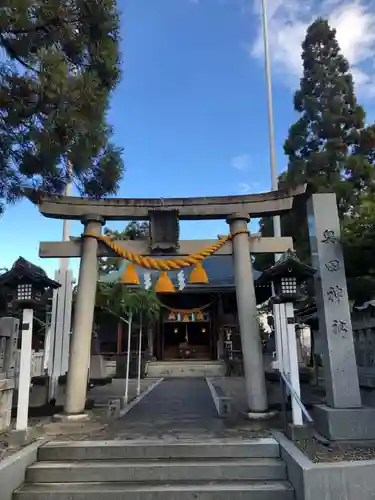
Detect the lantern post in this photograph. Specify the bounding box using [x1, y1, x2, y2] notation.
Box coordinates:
[0, 258, 59, 439]
[257, 250, 316, 427]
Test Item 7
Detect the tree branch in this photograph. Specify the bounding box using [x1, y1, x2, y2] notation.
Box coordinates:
[5, 17, 61, 35]
[0, 35, 38, 73]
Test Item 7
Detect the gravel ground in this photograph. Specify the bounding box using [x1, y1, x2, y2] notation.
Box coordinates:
[296, 438, 375, 463]
[0, 378, 159, 461]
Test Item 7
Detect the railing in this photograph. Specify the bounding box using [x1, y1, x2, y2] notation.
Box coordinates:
[271, 348, 314, 429]
[279, 369, 313, 424]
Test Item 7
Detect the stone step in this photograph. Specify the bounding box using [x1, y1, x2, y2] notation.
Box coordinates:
[15, 480, 294, 500]
[26, 458, 286, 483]
[38, 439, 280, 461]
[146, 361, 226, 378]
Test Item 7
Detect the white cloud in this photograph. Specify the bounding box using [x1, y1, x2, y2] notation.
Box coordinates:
[249, 0, 375, 97]
[238, 181, 265, 194]
[231, 153, 251, 171]
[239, 182, 251, 193]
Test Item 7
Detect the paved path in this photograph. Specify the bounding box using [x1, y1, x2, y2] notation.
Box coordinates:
[116, 378, 223, 438]
[126, 378, 217, 421]
[90, 378, 229, 440]
[86, 378, 275, 441]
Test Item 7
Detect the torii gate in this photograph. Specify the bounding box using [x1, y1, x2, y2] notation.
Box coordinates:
[31, 186, 306, 419]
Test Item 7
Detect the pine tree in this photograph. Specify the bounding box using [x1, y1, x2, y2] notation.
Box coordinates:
[0, 0, 124, 213]
[257, 18, 374, 268]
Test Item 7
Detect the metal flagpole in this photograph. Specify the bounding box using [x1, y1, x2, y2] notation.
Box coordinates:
[261, 0, 288, 407]
[261, 0, 281, 247]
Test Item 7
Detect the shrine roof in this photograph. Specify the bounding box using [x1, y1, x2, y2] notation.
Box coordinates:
[256, 249, 316, 285]
[0, 257, 60, 289]
[99, 255, 269, 294]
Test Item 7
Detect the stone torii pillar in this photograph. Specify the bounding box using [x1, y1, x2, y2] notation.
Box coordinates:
[227, 214, 268, 413]
[64, 215, 104, 417]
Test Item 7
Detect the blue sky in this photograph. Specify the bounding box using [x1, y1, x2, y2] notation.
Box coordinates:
[2, 0, 375, 277]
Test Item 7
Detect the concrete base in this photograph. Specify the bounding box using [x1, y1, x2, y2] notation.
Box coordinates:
[52, 412, 89, 422]
[275, 430, 375, 500]
[89, 354, 107, 379]
[286, 423, 312, 442]
[314, 404, 375, 441]
[10, 428, 31, 446]
[247, 410, 278, 421]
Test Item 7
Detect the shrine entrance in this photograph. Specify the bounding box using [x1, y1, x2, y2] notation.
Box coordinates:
[163, 319, 212, 361]
[31, 186, 303, 418]
[28, 188, 375, 441]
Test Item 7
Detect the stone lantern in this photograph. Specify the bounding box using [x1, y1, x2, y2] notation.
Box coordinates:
[257, 250, 316, 430]
[0, 257, 59, 311]
[258, 249, 316, 304]
[0, 257, 59, 439]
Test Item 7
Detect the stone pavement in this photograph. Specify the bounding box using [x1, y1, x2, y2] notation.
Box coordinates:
[102, 378, 223, 439]
[124, 378, 217, 421]
[89, 378, 276, 441]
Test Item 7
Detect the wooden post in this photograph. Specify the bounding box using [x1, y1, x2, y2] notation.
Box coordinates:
[16, 309, 33, 432]
[285, 302, 303, 426]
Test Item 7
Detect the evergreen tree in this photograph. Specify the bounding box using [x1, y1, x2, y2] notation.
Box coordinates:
[284, 18, 371, 209]
[0, 0, 124, 213]
[257, 18, 375, 269]
[342, 185, 375, 303]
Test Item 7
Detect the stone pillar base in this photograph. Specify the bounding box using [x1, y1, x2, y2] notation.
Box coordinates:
[247, 410, 278, 421]
[52, 412, 89, 422]
[314, 404, 375, 441]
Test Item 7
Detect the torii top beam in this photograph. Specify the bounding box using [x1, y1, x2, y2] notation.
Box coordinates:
[27, 185, 306, 221]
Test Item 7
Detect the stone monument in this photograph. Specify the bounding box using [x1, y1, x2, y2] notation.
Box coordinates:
[308, 192, 375, 440]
